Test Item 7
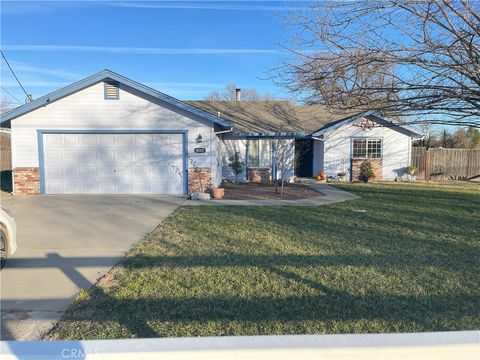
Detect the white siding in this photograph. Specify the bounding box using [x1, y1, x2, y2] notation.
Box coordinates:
[11, 82, 215, 170]
[322, 118, 412, 180]
[220, 135, 248, 181]
[273, 138, 295, 181]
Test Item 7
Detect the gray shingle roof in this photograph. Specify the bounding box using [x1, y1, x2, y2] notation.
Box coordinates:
[186, 100, 351, 133]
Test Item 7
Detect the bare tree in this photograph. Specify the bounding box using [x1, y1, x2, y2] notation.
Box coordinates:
[0, 102, 14, 115]
[278, 0, 480, 127]
[206, 83, 263, 101]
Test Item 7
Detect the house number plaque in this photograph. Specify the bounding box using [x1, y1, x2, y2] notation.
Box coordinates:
[194, 148, 206, 153]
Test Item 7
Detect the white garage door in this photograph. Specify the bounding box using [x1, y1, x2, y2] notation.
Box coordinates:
[43, 133, 185, 194]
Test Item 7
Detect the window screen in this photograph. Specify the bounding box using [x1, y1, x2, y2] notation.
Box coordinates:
[352, 139, 382, 158]
[248, 139, 272, 168]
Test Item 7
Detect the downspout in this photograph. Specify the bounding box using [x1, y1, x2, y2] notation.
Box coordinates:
[245, 139, 249, 182]
[214, 128, 233, 135]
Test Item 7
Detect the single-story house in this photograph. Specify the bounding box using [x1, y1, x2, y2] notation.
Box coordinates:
[0, 69, 422, 195]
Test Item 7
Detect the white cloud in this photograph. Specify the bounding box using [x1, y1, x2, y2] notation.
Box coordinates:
[2, 44, 280, 54]
[6, 62, 82, 80]
[1, 0, 308, 14]
[113, 1, 307, 12]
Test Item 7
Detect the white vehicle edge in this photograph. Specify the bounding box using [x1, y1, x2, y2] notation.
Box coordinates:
[0, 207, 17, 269]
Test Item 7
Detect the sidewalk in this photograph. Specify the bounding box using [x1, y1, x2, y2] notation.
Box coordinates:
[185, 182, 360, 206]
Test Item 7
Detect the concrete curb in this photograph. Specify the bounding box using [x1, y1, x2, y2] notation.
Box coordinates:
[184, 183, 360, 206]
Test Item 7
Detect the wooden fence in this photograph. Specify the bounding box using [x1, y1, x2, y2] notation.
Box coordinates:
[412, 147, 480, 180]
[0, 130, 11, 171]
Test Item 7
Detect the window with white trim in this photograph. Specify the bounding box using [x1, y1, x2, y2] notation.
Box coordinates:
[352, 138, 382, 158]
[247, 139, 272, 168]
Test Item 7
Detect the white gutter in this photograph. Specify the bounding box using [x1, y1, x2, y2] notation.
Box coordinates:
[214, 128, 233, 135]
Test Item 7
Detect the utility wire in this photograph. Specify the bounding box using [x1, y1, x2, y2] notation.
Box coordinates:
[1, 50, 30, 101]
[1, 85, 23, 104]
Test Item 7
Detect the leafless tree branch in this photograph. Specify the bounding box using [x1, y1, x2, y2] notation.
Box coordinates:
[275, 0, 480, 127]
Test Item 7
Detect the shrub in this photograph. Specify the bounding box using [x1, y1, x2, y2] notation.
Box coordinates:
[360, 160, 375, 182]
[405, 165, 417, 175]
[337, 171, 346, 177]
[228, 152, 245, 183]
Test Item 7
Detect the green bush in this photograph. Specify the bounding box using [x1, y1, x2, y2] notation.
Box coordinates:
[360, 160, 375, 182]
[228, 152, 245, 183]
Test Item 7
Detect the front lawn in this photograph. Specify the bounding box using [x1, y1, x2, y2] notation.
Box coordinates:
[47, 182, 480, 339]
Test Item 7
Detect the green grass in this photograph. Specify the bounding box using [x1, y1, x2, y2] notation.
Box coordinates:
[46, 182, 480, 339]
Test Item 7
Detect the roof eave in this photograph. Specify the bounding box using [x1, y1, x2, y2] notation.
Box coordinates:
[231, 131, 305, 138]
[0, 69, 232, 129]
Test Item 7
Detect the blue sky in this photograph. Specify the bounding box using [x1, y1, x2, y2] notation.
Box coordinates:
[1, 0, 306, 106]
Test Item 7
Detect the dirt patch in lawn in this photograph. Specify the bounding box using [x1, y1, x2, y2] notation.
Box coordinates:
[221, 182, 323, 200]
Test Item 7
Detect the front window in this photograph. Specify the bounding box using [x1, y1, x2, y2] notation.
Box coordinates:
[248, 139, 272, 167]
[352, 138, 382, 158]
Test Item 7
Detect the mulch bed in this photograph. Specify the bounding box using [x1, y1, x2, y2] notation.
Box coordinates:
[220, 182, 323, 200]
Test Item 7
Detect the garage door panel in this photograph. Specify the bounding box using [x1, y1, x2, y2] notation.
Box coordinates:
[64, 151, 79, 161]
[43, 133, 184, 194]
[46, 166, 62, 177]
[63, 135, 80, 146]
[98, 166, 116, 177]
[65, 182, 81, 193]
[82, 167, 97, 177]
[64, 167, 80, 177]
[81, 150, 97, 161]
[98, 150, 114, 161]
[80, 134, 97, 145]
[45, 150, 62, 161]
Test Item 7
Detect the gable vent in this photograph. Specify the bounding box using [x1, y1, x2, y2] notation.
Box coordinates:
[104, 82, 119, 100]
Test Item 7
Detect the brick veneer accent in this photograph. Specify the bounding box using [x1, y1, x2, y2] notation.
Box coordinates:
[351, 158, 382, 182]
[188, 167, 212, 193]
[13, 167, 40, 195]
[248, 167, 272, 183]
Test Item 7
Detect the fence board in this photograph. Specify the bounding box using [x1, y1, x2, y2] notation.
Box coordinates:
[412, 147, 480, 180]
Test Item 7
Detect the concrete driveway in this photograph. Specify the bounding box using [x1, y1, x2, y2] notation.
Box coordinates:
[0, 195, 185, 340]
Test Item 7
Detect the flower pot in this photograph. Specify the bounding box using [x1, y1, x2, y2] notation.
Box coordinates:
[211, 187, 225, 200]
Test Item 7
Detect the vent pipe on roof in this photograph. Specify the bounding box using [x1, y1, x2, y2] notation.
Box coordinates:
[235, 88, 241, 101]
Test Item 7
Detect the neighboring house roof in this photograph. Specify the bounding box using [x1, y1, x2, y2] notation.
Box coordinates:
[311, 111, 423, 138]
[187, 100, 348, 134]
[0, 70, 232, 129]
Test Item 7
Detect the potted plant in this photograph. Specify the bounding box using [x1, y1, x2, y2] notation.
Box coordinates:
[337, 171, 347, 182]
[228, 152, 245, 183]
[360, 160, 375, 182]
[211, 187, 225, 199]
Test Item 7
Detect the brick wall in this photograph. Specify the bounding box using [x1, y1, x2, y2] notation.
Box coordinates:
[248, 167, 272, 183]
[188, 167, 212, 193]
[351, 158, 382, 182]
[13, 167, 40, 195]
